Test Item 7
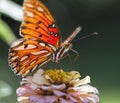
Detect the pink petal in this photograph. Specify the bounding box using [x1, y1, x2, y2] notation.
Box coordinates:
[85, 95, 99, 103]
[45, 96, 58, 103]
[68, 95, 78, 102]
[16, 85, 32, 96]
[29, 95, 58, 103]
[78, 85, 99, 94]
[30, 83, 40, 90]
[29, 95, 46, 103]
[59, 98, 74, 103]
[53, 90, 66, 97]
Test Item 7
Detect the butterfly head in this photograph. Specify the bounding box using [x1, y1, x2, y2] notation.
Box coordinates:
[61, 40, 72, 52]
[51, 27, 81, 62]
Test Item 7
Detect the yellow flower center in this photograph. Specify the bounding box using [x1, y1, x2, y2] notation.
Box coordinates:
[45, 69, 80, 84]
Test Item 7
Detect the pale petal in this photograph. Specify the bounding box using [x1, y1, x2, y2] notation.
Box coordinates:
[35, 69, 44, 75]
[17, 97, 30, 103]
[77, 85, 99, 94]
[33, 70, 50, 85]
[41, 85, 52, 91]
[51, 84, 66, 90]
[72, 76, 91, 87]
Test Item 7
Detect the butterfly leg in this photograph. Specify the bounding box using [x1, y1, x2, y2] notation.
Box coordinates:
[70, 48, 79, 63]
[61, 53, 76, 70]
[45, 61, 49, 70]
[56, 61, 61, 69]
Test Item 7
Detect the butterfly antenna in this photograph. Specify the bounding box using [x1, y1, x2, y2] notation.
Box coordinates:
[74, 32, 98, 42]
[63, 26, 82, 44]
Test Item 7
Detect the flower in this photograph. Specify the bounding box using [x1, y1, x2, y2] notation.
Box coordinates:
[16, 69, 99, 103]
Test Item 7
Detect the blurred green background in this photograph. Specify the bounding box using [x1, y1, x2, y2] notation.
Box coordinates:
[0, 0, 120, 103]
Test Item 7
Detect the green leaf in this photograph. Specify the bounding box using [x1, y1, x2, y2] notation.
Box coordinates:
[0, 18, 17, 45]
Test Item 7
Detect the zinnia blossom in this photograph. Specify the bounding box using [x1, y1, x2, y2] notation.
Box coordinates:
[16, 69, 99, 103]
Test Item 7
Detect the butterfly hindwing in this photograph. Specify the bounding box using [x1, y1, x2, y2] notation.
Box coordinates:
[9, 38, 53, 76]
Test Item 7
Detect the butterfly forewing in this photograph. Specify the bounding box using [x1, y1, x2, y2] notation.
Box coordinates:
[21, 0, 61, 47]
[9, 38, 53, 76]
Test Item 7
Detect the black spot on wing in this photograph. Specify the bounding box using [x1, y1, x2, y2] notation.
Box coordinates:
[39, 34, 42, 37]
[25, 21, 31, 24]
[35, 26, 39, 29]
[36, 21, 41, 24]
[21, 26, 27, 29]
[24, 44, 28, 49]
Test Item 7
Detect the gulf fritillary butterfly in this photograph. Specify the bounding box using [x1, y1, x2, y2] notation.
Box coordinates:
[8, 0, 81, 76]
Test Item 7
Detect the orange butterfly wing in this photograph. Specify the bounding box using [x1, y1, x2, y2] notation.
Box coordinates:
[21, 0, 61, 47]
[9, 39, 53, 76]
[9, 0, 61, 76]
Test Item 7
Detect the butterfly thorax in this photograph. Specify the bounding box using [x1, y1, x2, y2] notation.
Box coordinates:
[51, 43, 72, 62]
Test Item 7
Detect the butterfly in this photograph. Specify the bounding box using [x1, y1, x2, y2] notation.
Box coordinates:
[8, 0, 81, 76]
